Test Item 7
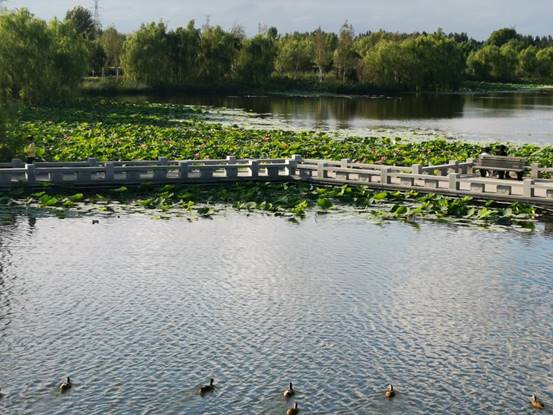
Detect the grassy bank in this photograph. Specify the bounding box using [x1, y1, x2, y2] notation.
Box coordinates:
[81, 77, 553, 98]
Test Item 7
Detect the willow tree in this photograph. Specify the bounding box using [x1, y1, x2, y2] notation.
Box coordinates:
[121, 22, 171, 86]
[0, 8, 90, 102]
[235, 34, 277, 84]
[197, 25, 240, 82]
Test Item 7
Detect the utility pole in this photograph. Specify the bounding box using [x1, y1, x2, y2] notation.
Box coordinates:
[93, 0, 100, 27]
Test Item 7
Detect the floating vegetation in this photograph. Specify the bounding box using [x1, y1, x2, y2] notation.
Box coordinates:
[8, 100, 553, 171]
[0, 183, 538, 231]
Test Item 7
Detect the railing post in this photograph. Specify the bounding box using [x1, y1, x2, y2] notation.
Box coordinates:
[105, 162, 115, 182]
[178, 161, 189, 180]
[340, 158, 350, 168]
[380, 166, 390, 185]
[449, 160, 459, 174]
[466, 158, 474, 175]
[287, 155, 302, 176]
[226, 156, 237, 178]
[249, 160, 259, 178]
[317, 162, 327, 180]
[88, 157, 98, 167]
[412, 164, 421, 175]
[25, 163, 36, 184]
[154, 157, 168, 181]
[531, 163, 539, 179]
[523, 179, 534, 198]
[448, 173, 460, 190]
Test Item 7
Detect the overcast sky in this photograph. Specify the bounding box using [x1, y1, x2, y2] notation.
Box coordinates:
[6, 0, 553, 39]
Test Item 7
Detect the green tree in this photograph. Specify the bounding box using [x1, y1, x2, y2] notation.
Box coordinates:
[0, 9, 89, 102]
[198, 25, 239, 82]
[121, 22, 171, 86]
[167, 21, 201, 84]
[99, 26, 126, 72]
[275, 34, 313, 76]
[65, 6, 97, 39]
[235, 34, 277, 84]
[487, 28, 520, 47]
[536, 47, 553, 80]
[334, 22, 358, 82]
[312, 28, 335, 82]
[467, 43, 517, 81]
[518, 46, 538, 79]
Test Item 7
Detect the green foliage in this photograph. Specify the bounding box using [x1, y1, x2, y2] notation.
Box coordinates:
[467, 43, 518, 82]
[121, 22, 171, 86]
[0, 9, 90, 103]
[2, 182, 538, 229]
[198, 25, 240, 82]
[98, 26, 126, 68]
[235, 34, 277, 84]
[64, 6, 97, 39]
[333, 22, 358, 82]
[275, 35, 313, 75]
[360, 32, 465, 91]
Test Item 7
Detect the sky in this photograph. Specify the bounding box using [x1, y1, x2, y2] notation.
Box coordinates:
[5, 0, 553, 39]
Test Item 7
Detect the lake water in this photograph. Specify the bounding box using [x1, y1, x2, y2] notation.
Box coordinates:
[150, 91, 553, 145]
[1, 213, 552, 414]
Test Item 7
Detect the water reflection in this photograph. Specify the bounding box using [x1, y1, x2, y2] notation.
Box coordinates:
[134, 91, 553, 143]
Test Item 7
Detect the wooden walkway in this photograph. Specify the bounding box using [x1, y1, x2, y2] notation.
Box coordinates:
[1, 156, 553, 207]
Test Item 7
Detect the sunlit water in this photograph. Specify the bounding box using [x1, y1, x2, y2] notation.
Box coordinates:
[0, 214, 552, 414]
[140, 91, 553, 144]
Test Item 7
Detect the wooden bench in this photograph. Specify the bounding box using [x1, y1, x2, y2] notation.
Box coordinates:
[475, 155, 528, 180]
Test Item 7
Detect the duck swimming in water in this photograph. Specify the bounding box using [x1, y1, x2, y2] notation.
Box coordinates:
[286, 402, 299, 415]
[531, 395, 545, 409]
[199, 378, 214, 395]
[58, 377, 72, 393]
[385, 384, 395, 399]
[283, 382, 295, 399]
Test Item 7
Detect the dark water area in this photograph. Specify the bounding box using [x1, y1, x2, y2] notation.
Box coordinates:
[141, 91, 553, 144]
[1, 213, 552, 414]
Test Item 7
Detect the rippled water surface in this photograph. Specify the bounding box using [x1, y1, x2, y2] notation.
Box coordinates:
[1, 214, 552, 414]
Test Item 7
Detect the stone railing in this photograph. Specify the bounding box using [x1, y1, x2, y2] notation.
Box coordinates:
[1, 155, 553, 206]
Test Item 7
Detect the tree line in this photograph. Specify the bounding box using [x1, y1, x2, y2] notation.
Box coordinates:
[3, 6, 553, 105]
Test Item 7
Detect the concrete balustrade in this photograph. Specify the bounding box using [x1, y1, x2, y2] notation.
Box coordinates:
[1, 156, 553, 206]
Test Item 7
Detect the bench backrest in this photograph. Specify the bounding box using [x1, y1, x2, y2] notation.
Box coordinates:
[476, 155, 528, 169]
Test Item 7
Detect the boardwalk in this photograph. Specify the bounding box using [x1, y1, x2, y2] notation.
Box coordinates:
[1, 156, 553, 206]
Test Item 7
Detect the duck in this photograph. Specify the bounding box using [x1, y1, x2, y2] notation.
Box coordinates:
[385, 384, 395, 399]
[199, 378, 214, 395]
[286, 402, 299, 415]
[531, 394, 545, 409]
[58, 377, 72, 393]
[283, 382, 295, 399]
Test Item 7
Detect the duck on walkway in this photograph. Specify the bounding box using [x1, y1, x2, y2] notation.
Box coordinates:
[283, 382, 295, 399]
[531, 394, 545, 409]
[286, 402, 299, 415]
[385, 384, 395, 399]
[199, 378, 214, 395]
[58, 377, 72, 393]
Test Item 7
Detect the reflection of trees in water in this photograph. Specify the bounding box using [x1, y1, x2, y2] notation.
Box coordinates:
[466, 92, 553, 115]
